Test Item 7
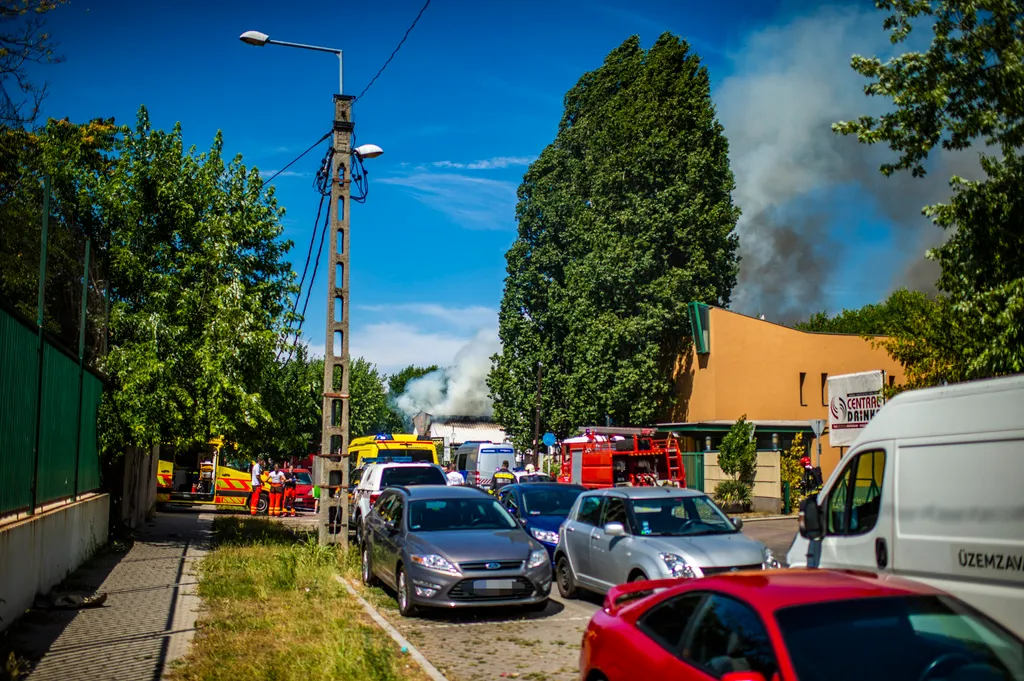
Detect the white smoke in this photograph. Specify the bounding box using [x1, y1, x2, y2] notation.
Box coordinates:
[717, 6, 983, 321]
[394, 327, 501, 420]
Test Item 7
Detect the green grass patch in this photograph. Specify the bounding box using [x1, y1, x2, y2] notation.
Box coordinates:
[168, 517, 427, 681]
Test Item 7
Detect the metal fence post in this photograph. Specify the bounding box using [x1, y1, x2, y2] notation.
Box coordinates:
[73, 239, 90, 498]
[30, 176, 51, 514]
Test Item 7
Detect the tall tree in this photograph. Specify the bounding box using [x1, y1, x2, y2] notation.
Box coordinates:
[794, 289, 934, 336]
[834, 0, 1024, 382]
[489, 34, 740, 449]
[0, 0, 67, 127]
[349, 357, 394, 438]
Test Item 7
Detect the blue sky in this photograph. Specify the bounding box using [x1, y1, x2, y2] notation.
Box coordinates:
[28, 0, 963, 374]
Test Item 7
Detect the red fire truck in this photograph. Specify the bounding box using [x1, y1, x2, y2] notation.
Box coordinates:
[556, 429, 687, 489]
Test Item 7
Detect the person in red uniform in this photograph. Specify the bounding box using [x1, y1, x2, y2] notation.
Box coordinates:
[249, 459, 263, 515]
[282, 465, 298, 517]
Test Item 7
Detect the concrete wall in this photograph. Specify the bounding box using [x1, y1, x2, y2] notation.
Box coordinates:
[673, 307, 904, 479]
[704, 450, 781, 513]
[0, 494, 109, 632]
[121, 445, 159, 529]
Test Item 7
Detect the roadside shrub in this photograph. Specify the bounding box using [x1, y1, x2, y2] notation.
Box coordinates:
[714, 479, 752, 509]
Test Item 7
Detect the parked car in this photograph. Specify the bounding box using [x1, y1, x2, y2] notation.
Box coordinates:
[555, 487, 778, 598]
[789, 374, 1024, 636]
[580, 569, 1024, 681]
[360, 485, 552, 616]
[291, 467, 314, 510]
[497, 482, 586, 563]
[352, 462, 446, 544]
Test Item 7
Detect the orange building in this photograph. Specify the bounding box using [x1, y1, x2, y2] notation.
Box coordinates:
[658, 303, 903, 481]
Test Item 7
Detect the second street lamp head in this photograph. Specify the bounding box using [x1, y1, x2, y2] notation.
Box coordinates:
[353, 144, 384, 159]
[240, 30, 270, 46]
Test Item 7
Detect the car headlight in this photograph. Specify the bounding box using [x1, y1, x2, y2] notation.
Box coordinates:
[659, 553, 696, 579]
[410, 554, 460, 574]
[530, 527, 559, 544]
[528, 549, 548, 569]
[762, 547, 780, 569]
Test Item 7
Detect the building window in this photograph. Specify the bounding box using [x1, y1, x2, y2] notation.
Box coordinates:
[888, 375, 896, 387]
[799, 372, 807, 406]
[821, 373, 828, 406]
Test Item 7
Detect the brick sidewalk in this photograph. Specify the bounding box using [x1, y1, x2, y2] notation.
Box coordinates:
[11, 511, 211, 681]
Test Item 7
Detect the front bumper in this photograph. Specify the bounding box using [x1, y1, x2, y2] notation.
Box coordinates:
[405, 561, 553, 608]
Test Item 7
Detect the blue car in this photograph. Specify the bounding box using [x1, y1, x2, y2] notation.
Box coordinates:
[496, 483, 587, 563]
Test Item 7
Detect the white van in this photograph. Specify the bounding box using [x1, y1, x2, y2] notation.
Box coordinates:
[453, 441, 516, 487]
[788, 375, 1024, 635]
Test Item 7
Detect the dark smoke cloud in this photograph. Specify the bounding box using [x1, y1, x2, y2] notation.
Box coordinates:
[716, 6, 983, 320]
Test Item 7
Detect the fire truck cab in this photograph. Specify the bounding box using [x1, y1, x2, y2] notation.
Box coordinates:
[556, 429, 687, 489]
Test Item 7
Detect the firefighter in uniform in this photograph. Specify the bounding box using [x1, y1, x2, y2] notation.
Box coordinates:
[249, 459, 263, 515]
[268, 464, 285, 517]
[490, 460, 515, 494]
[282, 464, 298, 517]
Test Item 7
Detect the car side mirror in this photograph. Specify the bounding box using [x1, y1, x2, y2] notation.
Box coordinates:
[721, 672, 767, 681]
[603, 522, 626, 537]
[731, 516, 744, 531]
[384, 519, 398, 534]
[799, 497, 824, 540]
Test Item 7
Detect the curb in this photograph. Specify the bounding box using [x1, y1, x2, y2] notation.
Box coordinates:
[739, 514, 798, 523]
[335, 575, 451, 681]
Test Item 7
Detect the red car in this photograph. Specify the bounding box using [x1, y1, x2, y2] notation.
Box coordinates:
[580, 569, 1024, 681]
[291, 468, 314, 511]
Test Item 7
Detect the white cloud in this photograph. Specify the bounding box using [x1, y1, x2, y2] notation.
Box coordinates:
[259, 169, 312, 179]
[377, 173, 518, 231]
[350, 322, 480, 375]
[358, 303, 497, 330]
[430, 156, 535, 170]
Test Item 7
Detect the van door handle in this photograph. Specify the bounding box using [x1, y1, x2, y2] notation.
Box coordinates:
[876, 538, 889, 569]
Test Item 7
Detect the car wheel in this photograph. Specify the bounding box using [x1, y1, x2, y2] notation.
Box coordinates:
[397, 566, 418, 617]
[523, 598, 549, 613]
[354, 514, 363, 544]
[629, 571, 648, 583]
[361, 545, 378, 587]
[556, 556, 579, 599]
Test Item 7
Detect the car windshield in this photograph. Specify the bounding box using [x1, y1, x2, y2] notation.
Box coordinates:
[409, 498, 519, 532]
[380, 467, 446, 487]
[294, 471, 312, 485]
[776, 595, 1024, 681]
[628, 495, 736, 536]
[521, 487, 583, 516]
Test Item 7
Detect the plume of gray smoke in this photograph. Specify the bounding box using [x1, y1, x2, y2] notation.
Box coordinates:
[716, 6, 982, 322]
[393, 327, 501, 422]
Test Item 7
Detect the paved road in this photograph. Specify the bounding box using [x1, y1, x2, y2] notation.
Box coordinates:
[364, 517, 799, 681]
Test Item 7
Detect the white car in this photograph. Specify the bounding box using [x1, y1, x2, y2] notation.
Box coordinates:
[351, 462, 446, 544]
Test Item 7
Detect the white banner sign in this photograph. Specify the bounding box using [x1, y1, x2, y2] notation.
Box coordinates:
[827, 370, 885, 447]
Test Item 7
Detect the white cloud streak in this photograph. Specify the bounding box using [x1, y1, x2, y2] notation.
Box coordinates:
[259, 169, 312, 179]
[430, 156, 535, 170]
[358, 304, 497, 330]
[377, 173, 518, 231]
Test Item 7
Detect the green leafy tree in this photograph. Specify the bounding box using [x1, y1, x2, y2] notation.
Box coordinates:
[780, 432, 814, 508]
[795, 289, 934, 336]
[714, 417, 756, 509]
[348, 357, 393, 438]
[489, 34, 740, 449]
[834, 0, 1024, 383]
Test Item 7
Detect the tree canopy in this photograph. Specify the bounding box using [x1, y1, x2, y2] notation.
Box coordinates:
[794, 288, 934, 336]
[488, 33, 740, 449]
[835, 0, 1024, 384]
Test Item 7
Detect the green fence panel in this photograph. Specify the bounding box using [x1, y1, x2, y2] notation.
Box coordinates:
[0, 309, 39, 515]
[77, 371, 103, 492]
[36, 344, 80, 504]
[681, 452, 705, 492]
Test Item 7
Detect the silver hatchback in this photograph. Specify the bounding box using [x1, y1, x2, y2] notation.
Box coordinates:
[554, 487, 780, 598]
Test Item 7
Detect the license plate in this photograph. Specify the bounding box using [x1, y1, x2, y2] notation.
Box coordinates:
[475, 579, 515, 590]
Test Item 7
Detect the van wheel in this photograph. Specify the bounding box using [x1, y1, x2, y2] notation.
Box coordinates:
[257, 492, 269, 515]
[557, 556, 579, 599]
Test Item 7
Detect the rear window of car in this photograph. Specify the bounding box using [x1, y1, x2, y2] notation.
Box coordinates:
[380, 466, 445, 487]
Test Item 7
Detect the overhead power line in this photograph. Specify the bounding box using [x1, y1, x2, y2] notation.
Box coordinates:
[353, 0, 432, 102]
[262, 131, 332, 185]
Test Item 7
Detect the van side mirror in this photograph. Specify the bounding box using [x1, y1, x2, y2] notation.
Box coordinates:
[799, 497, 824, 540]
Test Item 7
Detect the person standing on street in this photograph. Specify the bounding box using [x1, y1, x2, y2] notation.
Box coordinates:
[490, 460, 515, 494]
[249, 458, 263, 515]
[445, 462, 465, 486]
[268, 464, 285, 517]
[283, 464, 298, 517]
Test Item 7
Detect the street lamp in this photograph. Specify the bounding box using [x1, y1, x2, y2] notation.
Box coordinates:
[239, 30, 344, 94]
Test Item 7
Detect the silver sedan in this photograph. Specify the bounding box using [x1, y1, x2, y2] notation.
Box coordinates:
[554, 486, 780, 598]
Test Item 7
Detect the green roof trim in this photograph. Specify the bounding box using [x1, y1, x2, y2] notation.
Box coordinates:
[688, 301, 710, 354]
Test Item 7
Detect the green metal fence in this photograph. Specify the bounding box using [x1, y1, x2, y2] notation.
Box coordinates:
[0, 305, 104, 516]
[680, 452, 705, 492]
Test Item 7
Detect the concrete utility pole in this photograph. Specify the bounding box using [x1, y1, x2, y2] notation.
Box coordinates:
[318, 94, 354, 546]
